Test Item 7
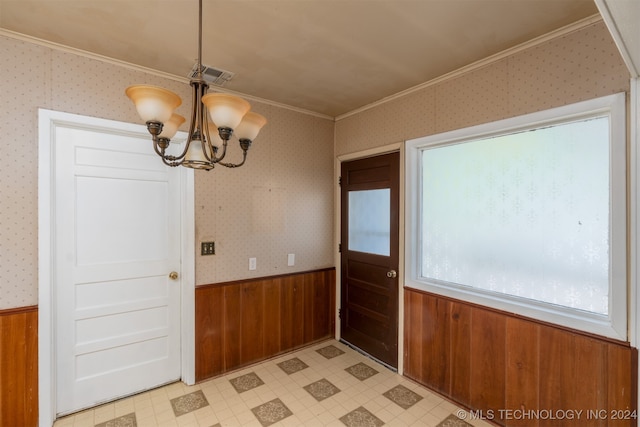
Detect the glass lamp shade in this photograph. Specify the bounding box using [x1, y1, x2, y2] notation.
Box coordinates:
[201, 93, 250, 130]
[125, 85, 182, 124]
[235, 112, 267, 141]
[185, 138, 208, 162]
[158, 113, 186, 139]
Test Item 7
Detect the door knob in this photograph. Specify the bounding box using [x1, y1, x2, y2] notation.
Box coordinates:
[387, 270, 397, 278]
[169, 271, 179, 280]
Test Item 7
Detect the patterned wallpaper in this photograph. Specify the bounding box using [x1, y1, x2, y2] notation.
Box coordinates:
[0, 20, 630, 309]
[0, 34, 334, 309]
[335, 22, 630, 155]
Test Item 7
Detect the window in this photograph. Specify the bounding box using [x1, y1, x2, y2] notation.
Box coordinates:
[405, 93, 626, 340]
[348, 189, 390, 256]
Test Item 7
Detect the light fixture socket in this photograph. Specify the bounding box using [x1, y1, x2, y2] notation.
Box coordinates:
[239, 139, 252, 151]
[146, 121, 163, 137]
[157, 137, 170, 150]
[218, 127, 233, 141]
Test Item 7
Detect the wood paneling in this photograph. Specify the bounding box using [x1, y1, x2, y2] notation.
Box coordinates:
[470, 309, 506, 420]
[420, 294, 449, 394]
[505, 318, 539, 427]
[0, 306, 38, 427]
[450, 301, 471, 406]
[404, 288, 638, 427]
[196, 268, 336, 381]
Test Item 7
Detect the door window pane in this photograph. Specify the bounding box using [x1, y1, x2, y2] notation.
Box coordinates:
[349, 189, 390, 256]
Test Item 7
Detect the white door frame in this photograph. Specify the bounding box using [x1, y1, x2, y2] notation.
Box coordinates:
[37, 109, 195, 427]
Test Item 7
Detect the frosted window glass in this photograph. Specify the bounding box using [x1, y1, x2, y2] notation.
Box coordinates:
[421, 116, 610, 315]
[349, 189, 390, 256]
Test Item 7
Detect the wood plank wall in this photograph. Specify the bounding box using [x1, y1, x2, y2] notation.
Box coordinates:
[195, 268, 336, 381]
[404, 288, 638, 427]
[0, 306, 38, 427]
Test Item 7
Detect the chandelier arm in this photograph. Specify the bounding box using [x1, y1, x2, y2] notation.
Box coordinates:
[211, 140, 229, 163]
[176, 81, 203, 162]
[153, 138, 183, 167]
[202, 118, 219, 163]
[210, 127, 234, 163]
[217, 149, 248, 168]
[152, 137, 165, 157]
[160, 156, 182, 168]
[197, 83, 214, 162]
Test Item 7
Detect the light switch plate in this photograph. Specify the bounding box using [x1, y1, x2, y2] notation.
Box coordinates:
[287, 253, 295, 266]
[201, 241, 215, 256]
[249, 257, 257, 270]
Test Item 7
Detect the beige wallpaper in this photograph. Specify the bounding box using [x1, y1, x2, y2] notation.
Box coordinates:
[335, 22, 630, 155]
[0, 34, 334, 309]
[0, 20, 630, 309]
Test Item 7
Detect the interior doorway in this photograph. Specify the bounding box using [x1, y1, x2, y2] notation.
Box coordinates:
[38, 109, 195, 424]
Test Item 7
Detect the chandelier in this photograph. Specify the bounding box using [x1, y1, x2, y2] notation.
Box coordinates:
[125, 0, 266, 171]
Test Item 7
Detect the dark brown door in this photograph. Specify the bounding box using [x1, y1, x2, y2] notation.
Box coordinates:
[340, 152, 399, 368]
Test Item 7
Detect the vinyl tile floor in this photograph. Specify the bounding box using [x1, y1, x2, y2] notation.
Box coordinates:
[53, 340, 493, 427]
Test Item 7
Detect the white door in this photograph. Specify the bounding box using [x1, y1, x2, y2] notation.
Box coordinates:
[53, 121, 182, 415]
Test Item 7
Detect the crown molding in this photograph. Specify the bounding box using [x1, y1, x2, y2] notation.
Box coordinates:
[1, 13, 604, 123]
[335, 14, 604, 121]
[0, 28, 334, 121]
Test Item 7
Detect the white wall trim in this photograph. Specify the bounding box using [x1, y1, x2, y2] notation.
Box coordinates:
[0, 29, 333, 121]
[405, 93, 627, 341]
[335, 14, 603, 121]
[181, 167, 196, 385]
[38, 109, 56, 427]
[594, 0, 639, 78]
[0, 12, 603, 123]
[630, 79, 638, 350]
[37, 110, 195, 426]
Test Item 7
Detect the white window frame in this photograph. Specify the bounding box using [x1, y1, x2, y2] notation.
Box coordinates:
[405, 93, 627, 341]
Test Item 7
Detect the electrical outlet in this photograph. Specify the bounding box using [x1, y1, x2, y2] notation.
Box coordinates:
[249, 257, 257, 270]
[201, 241, 215, 256]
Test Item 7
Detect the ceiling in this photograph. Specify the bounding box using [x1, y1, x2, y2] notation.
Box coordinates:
[0, 0, 601, 117]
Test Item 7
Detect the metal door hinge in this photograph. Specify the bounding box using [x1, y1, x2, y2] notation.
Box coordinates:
[339, 176, 342, 186]
[338, 308, 342, 319]
[338, 243, 342, 252]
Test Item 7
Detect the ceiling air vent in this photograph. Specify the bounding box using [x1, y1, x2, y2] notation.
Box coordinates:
[188, 63, 234, 86]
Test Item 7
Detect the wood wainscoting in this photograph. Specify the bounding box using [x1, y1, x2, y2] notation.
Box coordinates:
[0, 305, 38, 427]
[404, 288, 638, 427]
[195, 268, 336, 381]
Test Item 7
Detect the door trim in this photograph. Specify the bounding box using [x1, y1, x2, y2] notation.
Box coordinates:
[334, 142, 405, 374]
[37, 109, 195, 426]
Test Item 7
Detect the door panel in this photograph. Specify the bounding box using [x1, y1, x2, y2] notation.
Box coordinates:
[55, 125, 181, 415]
[340, 152, 399, 368]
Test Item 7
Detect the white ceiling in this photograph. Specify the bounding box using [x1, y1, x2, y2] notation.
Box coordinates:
[0, 0, 601, 117]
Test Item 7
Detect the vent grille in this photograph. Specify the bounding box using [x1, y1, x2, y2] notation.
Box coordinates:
[188, 64, 234, 86]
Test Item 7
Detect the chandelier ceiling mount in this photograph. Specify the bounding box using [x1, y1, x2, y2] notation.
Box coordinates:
[125, 0, 266, 171]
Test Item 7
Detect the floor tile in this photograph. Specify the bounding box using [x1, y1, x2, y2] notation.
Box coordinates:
[345, 362, 379, 381]
[304, 378, 341, 401]
[229, 372, 265, 393]
[436, 414, 473, 426]
[316, 344, 346, 359]
[52, 340, 481, 427]
[277, 357, 309, 374]
[251, 398, 293, 426]
[339, 406, 385, 427]
[170, 390, 209, 417]
[383, 384, 423, 409]
[94, 413, 137, 427]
